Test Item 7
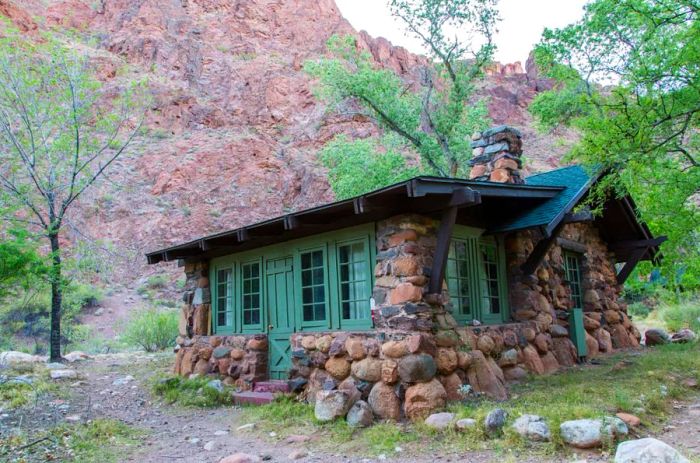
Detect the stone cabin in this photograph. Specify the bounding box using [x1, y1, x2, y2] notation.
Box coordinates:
[146, 126, 664, 419]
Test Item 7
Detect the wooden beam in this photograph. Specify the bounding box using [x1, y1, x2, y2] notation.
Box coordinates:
[284, 215, 299, 231]
[556, 238, 588, 254]
[609, 236, 667, 252]
[353, 196, 367, 214]
[428, 188, 481, 294]
[616, 246, 647, 285]
[237, 229, 249, 242]
[521, 221, 566, 276]
[563, 210, 593, 224]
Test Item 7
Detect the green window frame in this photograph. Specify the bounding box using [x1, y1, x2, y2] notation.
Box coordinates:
[298, 248, 329, 327]
[215, 267, 234, 332]
[210, 224, 376, 335]
[241, 260, 263, 331]
[336, 237, 372, 330]
[564, 251, 584, 310]
[446, 226, 508, 325]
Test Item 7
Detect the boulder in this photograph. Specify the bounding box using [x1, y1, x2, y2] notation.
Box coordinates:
[498, 348, 518, 368]
[314, 390, 351, 422]
[596, 328, 613, 352]
[219, 453, 261, 463]
[550, 324, 569, 337]
[213, 346, 232, 359]
[325, 357, 351, 380]
[367, 381, 401, 421]
[477, 335, 495, 355]
[404, 378, 446, 421]
[351, 357, 382, 382]
[301, 335, 317, 350]
[456, 418, 477, 431]
[484, 408, 507, 436]
[345, 337, 366, 360]
[435, 348, 458, 374]
[50, 369, 78, 380]
[671, 329, 696, 343]
[439, 372, 463, 401]
[337, 377, 362, 405]
[398, 354, 437, 383]
[512, 414, 551, 441]
[503, 366, 528, 381]
[434, 330, 461, 347]
[551, 337, 578, 367]
[63, 351, 91, 362]
[346, 400, 373, 428]
[534, 333, 551, 353]
[615, 413, 641, 427]
[540, 351, 560, 374]
[381, 340, 409, 358]
[424, 412, 455, 431]
[466, 350, 507, 400]
[585, 331, 600, 357]
[0, 351, 45, 367]
[381, 359, 399, 384]
[521, 345, 545, 375]
[405, 333, 437, 356]
[315, 335, 333, 353]
[614, 438, 689, 463]
[457, 351, 472, 370]
[560, 417, 628, 449]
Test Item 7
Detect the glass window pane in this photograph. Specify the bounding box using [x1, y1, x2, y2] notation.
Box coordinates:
[312, 250, 323, 267]
[301, 269, 311, 286]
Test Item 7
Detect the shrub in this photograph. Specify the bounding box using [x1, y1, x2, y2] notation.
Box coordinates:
[151, 375, 233, 407]
[627, 301, 652, 319]
[121, 308, 179, 352]
[660, 299, 700, 332]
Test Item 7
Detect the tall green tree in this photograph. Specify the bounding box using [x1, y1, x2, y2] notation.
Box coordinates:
[306, 0, 499, 197]
[0, 28, 146, 360]
[530, 0, 700, 289]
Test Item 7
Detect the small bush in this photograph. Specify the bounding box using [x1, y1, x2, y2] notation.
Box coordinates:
[121, 308, 178, 352]
[660, 299, 700, 332]
[151, 375, 233, 407]
[627, 301, 652, 319]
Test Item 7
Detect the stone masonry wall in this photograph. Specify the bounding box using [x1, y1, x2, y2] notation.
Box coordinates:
[179, 261, 212, 338]
[174, 334, 269, 390]
[290, 216, 640, 421]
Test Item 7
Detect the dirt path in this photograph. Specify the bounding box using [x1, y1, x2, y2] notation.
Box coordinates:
[12, 353, 697, 463]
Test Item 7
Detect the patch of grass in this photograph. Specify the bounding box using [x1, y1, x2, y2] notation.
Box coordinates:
[0, 418, 142, 463]
[235, 344, 700, 458]
[659, 299, 700, 332]
[0, 368, 59, 409]
[151, 375, 234, 407]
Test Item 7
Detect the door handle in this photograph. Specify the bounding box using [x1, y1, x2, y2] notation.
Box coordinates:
[268, 324, 274, 330]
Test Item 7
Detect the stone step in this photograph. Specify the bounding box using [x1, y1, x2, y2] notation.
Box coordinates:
[253, 380, 290, 394]
[232, 391, 275, 406]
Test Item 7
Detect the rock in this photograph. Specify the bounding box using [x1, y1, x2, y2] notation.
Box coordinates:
[315, 335, 332, 353]
[381, 340, 408, 358]
[534, 333, 551, 353]
[337, 377, 361, 405]
[596, 328, 613, 352]
[345, 337, 366, 360]
[314, 390, 351, 422]
[325, 357, 351, 380]
[671, 329, 696, 343]
[50, 369, 78, 380]
[351, 357, 382, 382]
[46, 362, 65, 370]
[0, 351, 45, 367]
[398, 354, 437, 383]
[434, 330, 461, 347]
[435, 348, 458, 374]
[585, 331, 600, 357]
[236, 423, 256, 431]
[498, 348, 518, 368]
[213, 346, 232, 359]
[457, 351, 472, 370]
[484, 408, 507, 436]
[615, 413, 641, 427]
[287, 449, 308, 460]
[219, 454, 261, 463]
[381, 359, 399, 384]
[476, 335, 495, 355]
[368, 381, 401, 421]
[112, 375, 135, 386]
[424, 412, 455, 431]
[550, 324, 569, 337]
[614, 438, 689, 463]
[512, 414, 551, 441]
[521, 345, 545, 375]
[456, 418, 477, 430]
[206, 379, 224, 393]
[204, 441, 216, 451]
[301, 335, 317, 350]
[346, 400, 373, 427]
[465, 350, 508, 401]
[540, 351, 560, 374]
[551, 337, 578, 367]
[405, 333, 437, 356]
[439, 372, 463, 401]
[230, 348, 245, 360]
[503, 366, 528, 381]
[247, 337, 268, 351]
[63, 351, 90, 362]
[404, 379, 446, 421]
[560, 417, 628, 449]
[644, 328, 671, 346]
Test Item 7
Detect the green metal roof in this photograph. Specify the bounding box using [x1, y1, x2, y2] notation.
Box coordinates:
[488, 165, 597, 235]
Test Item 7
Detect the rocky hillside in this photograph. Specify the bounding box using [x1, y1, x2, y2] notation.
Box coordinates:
[1, 0, 575, 282]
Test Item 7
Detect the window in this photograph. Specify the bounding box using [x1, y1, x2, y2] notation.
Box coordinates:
[338, 240, 370, 321]
[447, 239, 473, 319]
[241, 261, 262, 327]
[216, 268, 233, 328]
[564, 251, 583, 310]
[445, 228, 507, 325]
[300, 249, 327, 322]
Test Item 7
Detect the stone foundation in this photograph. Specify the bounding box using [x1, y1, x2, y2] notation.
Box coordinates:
[180, 261, 211, 337]
[174, 334, 268, 390]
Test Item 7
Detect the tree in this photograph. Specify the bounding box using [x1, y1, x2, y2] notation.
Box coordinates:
[530, 0, 700, 290]
[0, 28, 146, 360]
[0, 227, 46, 299]
[305, 0, 499, 196]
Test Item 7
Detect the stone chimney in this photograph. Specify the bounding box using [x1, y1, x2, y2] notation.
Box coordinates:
[468, 125, 524, 184]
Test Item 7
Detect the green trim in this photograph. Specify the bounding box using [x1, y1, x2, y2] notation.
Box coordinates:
[447, 226, 509, 326]
[210, 224, 375, 335]
[564, 250, 584, 310]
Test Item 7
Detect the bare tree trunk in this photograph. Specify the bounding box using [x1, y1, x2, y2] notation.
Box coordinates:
[49, 232, 62, 362]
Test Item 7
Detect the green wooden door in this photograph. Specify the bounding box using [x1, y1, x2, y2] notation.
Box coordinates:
[266, 256, 295, 380]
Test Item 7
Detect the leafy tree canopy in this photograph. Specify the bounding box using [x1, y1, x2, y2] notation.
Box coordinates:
[0, 227, 47, 299]
[530, 0, 700, 290]
[306, 0, 499, 197]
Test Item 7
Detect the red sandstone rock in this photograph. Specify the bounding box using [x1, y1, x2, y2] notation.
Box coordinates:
[585, 331, 600, 357]
[466, 350, 508, 401]
[435, 348, 458, 374]
[404, 379, 447, 420]
[315, 335, 332, 353]
[368, 382, 401, 421]
[534, 333, 551, 354]
[388, 229, 418, 247]
[389, 283, 422, 304]
[391, 256, 420, 277]
[439, 373, 464, 401]
[325, 357, 351, 380]
[345, 337, 366, 360]
[301, 335, 317, 350]
[540, 352, 560, 374]
[351, 357, 382, 382]
[381, 340, 408, 358]
[477, 335, 495, 355]
[406, 333, 437, 356]
[521, 345, 545, 375]
[381, 359, 399, 384]
[551, 337, 578, 367]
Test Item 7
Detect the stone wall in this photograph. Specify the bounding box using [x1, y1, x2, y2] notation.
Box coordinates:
[179, 261, 211, 338]
[468, 125, 524, 183]
[174, 334, 268, 390]
[289, 216, 640, 421]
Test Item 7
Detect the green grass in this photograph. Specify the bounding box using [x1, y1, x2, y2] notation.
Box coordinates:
[235, 343, 700, 458]
[0, 418, 142, 463]
[0, 368, 60, 409]
[151, 375, 235, 407]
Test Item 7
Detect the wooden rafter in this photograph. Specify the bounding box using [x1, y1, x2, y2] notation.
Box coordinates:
[616, 247, 648, 285]
[520, 221, 566, 276]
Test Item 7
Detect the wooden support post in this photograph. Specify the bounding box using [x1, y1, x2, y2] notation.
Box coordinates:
[428, 188, 480, 295]
[616, 246, 648, 285]
[563, 210, 593, 224]
[520, 221, 566, 276]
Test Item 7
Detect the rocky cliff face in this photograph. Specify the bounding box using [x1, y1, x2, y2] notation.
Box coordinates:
[1, 0, 575, 280]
